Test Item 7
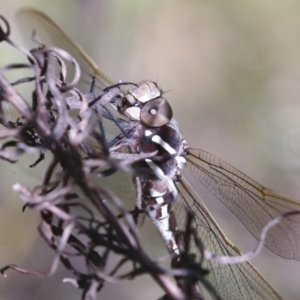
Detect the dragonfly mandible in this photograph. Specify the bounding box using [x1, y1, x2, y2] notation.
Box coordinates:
[17, 8, 300, 300]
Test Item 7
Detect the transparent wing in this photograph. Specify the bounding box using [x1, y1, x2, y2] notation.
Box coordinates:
[16, 8, 115, 91]
[15, 9, 139, 209]
[186, 148, 300, 260]
[175, 177, 282, 300]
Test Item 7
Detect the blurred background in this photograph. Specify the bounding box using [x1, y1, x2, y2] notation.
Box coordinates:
[1, 0, 300, 299]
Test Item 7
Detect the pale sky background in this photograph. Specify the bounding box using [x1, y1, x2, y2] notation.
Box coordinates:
[1, 0, 300, 299]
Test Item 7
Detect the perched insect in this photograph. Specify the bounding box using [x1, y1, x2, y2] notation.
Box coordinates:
[17, 8, 300, 299]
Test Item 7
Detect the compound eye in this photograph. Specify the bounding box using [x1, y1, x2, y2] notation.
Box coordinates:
[140, 97, 173, 127]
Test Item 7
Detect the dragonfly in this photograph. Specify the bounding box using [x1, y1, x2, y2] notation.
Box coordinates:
[17, 8, 300, 300]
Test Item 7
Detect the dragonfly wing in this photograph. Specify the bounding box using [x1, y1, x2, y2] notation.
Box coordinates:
[15, 9, 140, 210]
[186, 148, 300, 260]
[175, 177, 282, 300]
[16, 8, 115, 91]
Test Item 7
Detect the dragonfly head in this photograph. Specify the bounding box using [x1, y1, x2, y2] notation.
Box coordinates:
[119, 81, 173, 127]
